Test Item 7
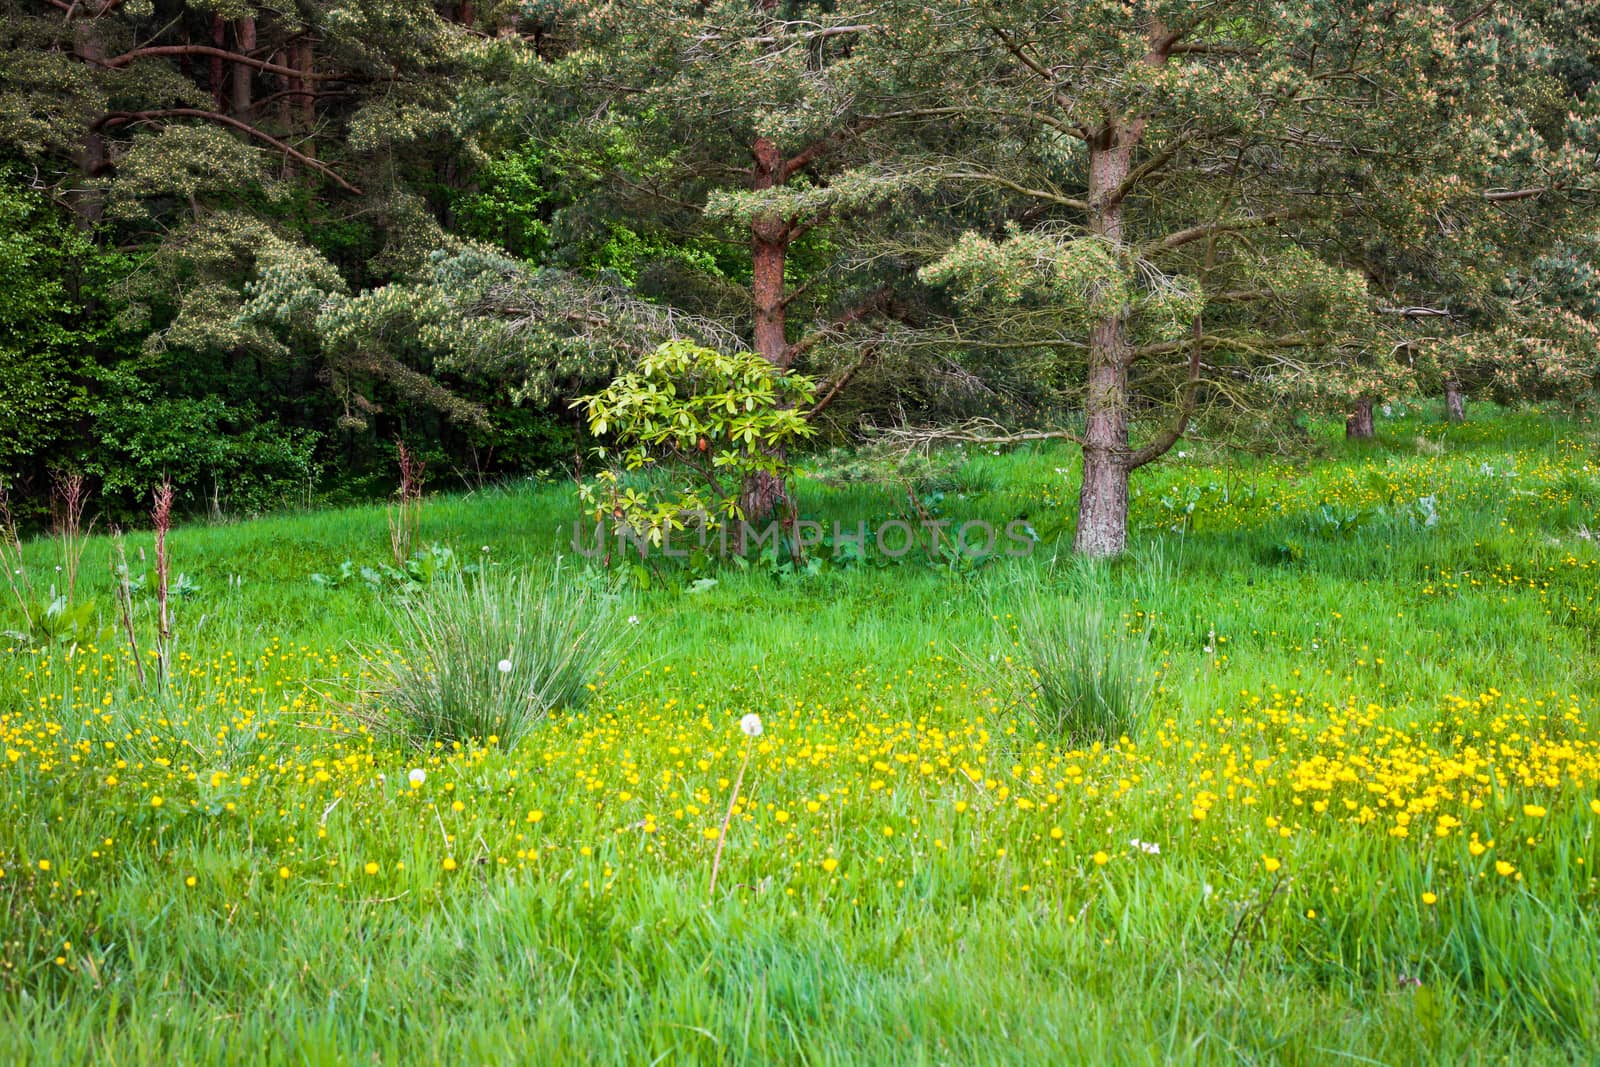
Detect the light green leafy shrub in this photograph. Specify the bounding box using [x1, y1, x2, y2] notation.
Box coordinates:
[574, 341, 817, 544]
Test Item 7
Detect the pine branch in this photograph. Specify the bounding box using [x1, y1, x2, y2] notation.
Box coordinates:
[944, 169, 1091, 212]
[878, 418, 1087, 451]
[784, 284, 894, 364]
[1146, 207, 1325, 254]
[778, 117, 884, 182]
[988, 26, 1088, 137]
[1130, 331, 1317, 361]
[1101, 133, 1193, 210]
[1377, 305, 1452, 317]
[1126, 332, 1202, 470]
[96, 45, 355, 82]
[808, 347, 875, 419]
[95, 109, 363, 194]
[859, 106, 1087, 141]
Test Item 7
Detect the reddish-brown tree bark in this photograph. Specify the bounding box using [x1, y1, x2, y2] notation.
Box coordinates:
[232, 17, 256, 119]
[740, 137, 799, 521]
[749, 137, 795, 371]
[210, 17, 226, 111]
[69, 7, 111, 224]
[297, 40, 316, 135]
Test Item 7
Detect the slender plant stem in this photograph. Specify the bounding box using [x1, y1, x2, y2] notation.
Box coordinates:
[707, 736, 753, 901]
[111, 536, 146, 690]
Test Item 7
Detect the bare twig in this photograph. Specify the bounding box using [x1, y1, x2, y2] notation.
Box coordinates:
[151, 480, 174, 688]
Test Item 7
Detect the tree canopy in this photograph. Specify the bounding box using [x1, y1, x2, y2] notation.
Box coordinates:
[1, 0, 1596, 548]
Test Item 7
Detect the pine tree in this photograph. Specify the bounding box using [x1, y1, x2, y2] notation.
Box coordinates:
[875, 0, 1600, 554]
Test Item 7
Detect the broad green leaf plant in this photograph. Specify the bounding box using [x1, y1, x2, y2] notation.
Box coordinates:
[575, 342, 817, 547]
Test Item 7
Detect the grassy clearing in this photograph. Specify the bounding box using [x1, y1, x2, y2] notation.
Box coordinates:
[3, 403, 1600, 1064]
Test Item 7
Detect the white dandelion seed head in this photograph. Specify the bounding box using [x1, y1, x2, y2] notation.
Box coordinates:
[497, 658, 513, 674]
[407, 768, 426, 787]
[739, 713, 763, 738]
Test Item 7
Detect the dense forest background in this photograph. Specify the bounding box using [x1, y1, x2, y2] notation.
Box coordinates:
[2, 0, 1597, 526]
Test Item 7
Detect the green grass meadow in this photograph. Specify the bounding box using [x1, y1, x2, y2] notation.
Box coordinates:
[4, 404, 1600, 1064]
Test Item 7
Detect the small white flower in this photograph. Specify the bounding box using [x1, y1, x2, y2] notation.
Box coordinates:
[407, 768, 426, 788]
[627, 615, 640, 626]
[481, 545, 491, 553]
[497, 658, 513, 674]
[1130, 838, 1161, 855]
[739, 713, 763, 738]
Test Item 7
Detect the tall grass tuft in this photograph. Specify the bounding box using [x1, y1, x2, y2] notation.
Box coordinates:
[364, 563, 628, 748]
[1005, 572, 1154, 746]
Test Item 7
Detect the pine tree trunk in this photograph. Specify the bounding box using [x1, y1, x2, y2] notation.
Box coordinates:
[296, 41, 316, 138]
[273, 48, 297, 177]
[1444, 379, 1466, 422]
[1075, 319, 1131, 558]
[210, 17, 227, 111]
[232, 17, 256, 119]
[70, 13, 109, 225]
[749, 138, 791, 373]
[274, 49, 290, 128]
[1346, 399, 1375, 439]
[1070, 106, 1141, 557]
[739, 136, 797, 524]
